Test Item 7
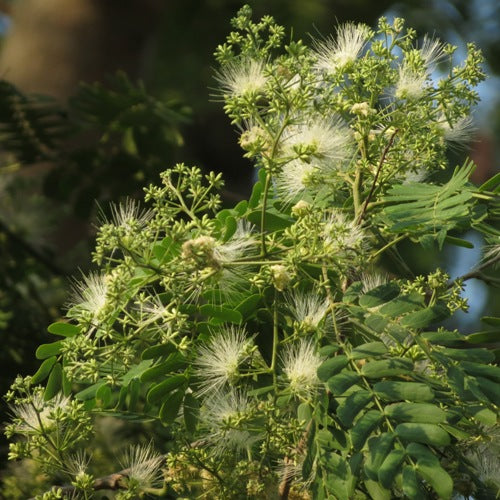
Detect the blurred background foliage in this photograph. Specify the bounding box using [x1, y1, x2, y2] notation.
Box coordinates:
[0, 0, 498, 495]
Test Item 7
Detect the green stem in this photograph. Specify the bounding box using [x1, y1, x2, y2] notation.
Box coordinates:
[260, 172, 272, 256]
[369, 234, 407, 261]
[270, 290, 279, 386]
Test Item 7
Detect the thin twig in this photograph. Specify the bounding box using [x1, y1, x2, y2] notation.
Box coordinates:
[357, 128, 398, 224]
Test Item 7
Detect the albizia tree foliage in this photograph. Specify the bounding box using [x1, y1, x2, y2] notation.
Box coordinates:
[5, 5, 500, 499]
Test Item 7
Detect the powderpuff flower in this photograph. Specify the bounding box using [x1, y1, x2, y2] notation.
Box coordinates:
[286, 290, 329, 331]
[10, 392, 71, 434]
[439, 115, 476, 149]
[281, 340, 322, 397]
[64, 450, 92, 479]
[395, 37, 447, 100]
[216, 59, 268, 97]
[419, 36, 447, 70]
[121, 443, 165, 490]
[215, 220, 257, 264]
[275, 159, 317, 201]
[105, 198, 154, 231]
[193, 325, 252, 396]
[281, 117, 353, 167]
[68, 272, 109, 321]
[314, 23, 370, 72]
[361, 272, 389, 293]
[394, 64, 427, 99]
[201, 389, 257, 454]
[323, 211, 365, 253]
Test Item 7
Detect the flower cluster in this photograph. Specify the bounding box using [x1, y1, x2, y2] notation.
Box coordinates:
[5, 6, 498, 500]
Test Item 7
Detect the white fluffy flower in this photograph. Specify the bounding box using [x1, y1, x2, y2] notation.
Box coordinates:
[395, 37, 447, 100]
[68, 272, 109, 320]
[439, 115, 476, 148]
[395, 64, 428, 99]
[361, 272, 389, 293]
[282, 340, 322, 397]
[215, 220, 257, 264]
[11, 392, 71, 433]
[201, 389, 257, 454]
[282, 117, 353, 167]
[106, 198, 154, 230]
[275, 159, 317, 201]
[323, 211, 365, 252]
[121, 443, 164, 490]
[419, 36, 447, 70]
[286, 290, 329, 330]
[194, 325, 251, 396]
[216, 59, 268, 97]
[314, 23, 370, 72]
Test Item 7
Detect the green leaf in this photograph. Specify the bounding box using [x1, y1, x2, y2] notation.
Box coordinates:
[384, 403, 446, 423]
[465, 330, 500, 344]
[351, 342, 388, 359]
[359, 283, 400, 308]
[470, 406, 497, 426]
[223, 215, 237, 241]
[298, 402, 312, 424]
[474, 376, 500, 406]
[96, 384, 112, 407]
[183, 393, 199, 434]
[32, 356, 57, 384]
[317, 355, 349, 381]
[319, 344, 341, 357]
[395, 423, 451, 446]
[247, 208, 293, 231]
[142, 342, 177, 360]
[481, 316, 500, 327]
[374, 381, 435, 402]
[147, 375, 187, 405]
[47, 322, 79, 337]
[440, 347, 494, 363]
[402, 466, 425, 499]
[75, 381, 106, 401]
[199, 304, 242, 324]
[378, 448, 405, 489]
[248, 180, 262, 209]
[327, 371, 360, 395]
[421, 330, 463, 346]
[350, 410, 382, 450]
[407, 443, 453, 499]
[378, 294, 423, 317]
[337, 390, 372, 427]
[235, 294, 261, 319]
[36, 341, 64, 360]
[364, 432, 395, 481]
[140, 353, 186, 382]
[120, 360, 153, 386]
[302, 430, 316, 483]
[44, 363, 62, 400]
[361, 358, 414, 378]
[322, 452, 352, 500]
[159, 389, 184, 425]
[460, 361, 500, 382]
[343, 281, 363, 304]
[400, 304, 449, 329]
[478, 171, 500, 192]
[127, 377, 140, 411]
[444, 235, 474, 248]
[382, 162, 475, 242]
[364, 479, 391, 500]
